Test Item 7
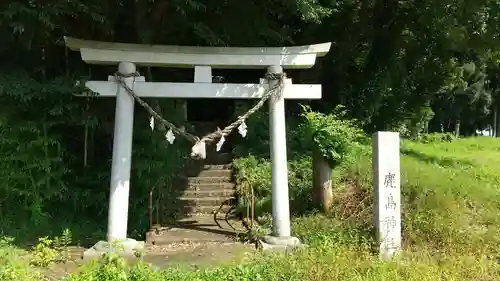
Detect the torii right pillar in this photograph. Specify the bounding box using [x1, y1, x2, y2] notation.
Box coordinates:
[259, 65, 302, 251]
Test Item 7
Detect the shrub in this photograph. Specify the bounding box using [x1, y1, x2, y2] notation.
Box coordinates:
[30, 228, 72, 267]
[233, 105, 367, 219]
[233, 155, 313, 217]
[300, 105, 366, 168]
[418, 132, 456, 144]
[64, 252, 194, 281]
[0, 237, 42, 281]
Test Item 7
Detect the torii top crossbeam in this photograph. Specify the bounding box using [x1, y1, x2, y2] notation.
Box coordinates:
[64, 37, 331, 69]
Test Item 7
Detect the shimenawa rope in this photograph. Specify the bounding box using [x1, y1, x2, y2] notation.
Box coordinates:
[113, 71, 286, 159]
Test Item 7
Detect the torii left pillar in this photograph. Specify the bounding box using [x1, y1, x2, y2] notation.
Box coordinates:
[107, 62, 135, 241]
[83, 62, 145, 261]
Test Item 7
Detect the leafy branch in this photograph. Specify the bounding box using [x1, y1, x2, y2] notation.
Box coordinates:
[301, 105, 365, 168]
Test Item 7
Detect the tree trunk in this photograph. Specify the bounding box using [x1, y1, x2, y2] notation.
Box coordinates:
[180, 101, 188, 130]
[494, 106, 500, 137]
[313, 146, 333, 213]
[493, 108, 497, 137]
[454, 119, 460, 138]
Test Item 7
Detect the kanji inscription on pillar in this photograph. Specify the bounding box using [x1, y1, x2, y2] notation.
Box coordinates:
[372, 132, 401, 259]
[384, 172, 396, 188]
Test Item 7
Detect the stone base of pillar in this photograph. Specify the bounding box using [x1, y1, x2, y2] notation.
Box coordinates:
[257, 235, 307, 253]
[82, 238, 145, 262]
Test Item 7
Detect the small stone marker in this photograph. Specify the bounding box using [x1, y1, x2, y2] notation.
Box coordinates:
[372, 131, 401, 259]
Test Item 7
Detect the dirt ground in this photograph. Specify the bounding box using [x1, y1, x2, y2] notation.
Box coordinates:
[42, 215, 257, 279]
[42, 242, 255, 279]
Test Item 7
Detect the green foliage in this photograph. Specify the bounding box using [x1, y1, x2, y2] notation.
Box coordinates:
[30, 237, 59, 268]
[235, 136, 500, 255]
[301, 105, 365, 167]
[233, 105, 367, 218]
[231, 104, 307, 158]
[398, 137, 500, 254]
[231, 103, 271, 157]
[0, 70, 189, 241]
[41, 207, 500, 280]
[63, 252, 174, 281]
[417, 132, 456, 144]
[30, 228, 72, 267]
[54, 228, 72, 262]
[233, 155, 313, 217]
[1, 138, 500, 279]
[0, 73, 85, 236]
[0, 237, 42, 281]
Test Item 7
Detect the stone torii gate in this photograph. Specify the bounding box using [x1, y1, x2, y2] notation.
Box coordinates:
[64, 37, 331, 255]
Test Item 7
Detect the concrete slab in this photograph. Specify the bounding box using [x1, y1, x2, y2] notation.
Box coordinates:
[146, 215, 247, 245]
[258, 236, 306, 253]
[82, 238, 145, 261]
[144, 242, 256, 269]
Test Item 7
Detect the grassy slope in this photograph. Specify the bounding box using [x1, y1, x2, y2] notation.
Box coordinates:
[400, 137, 500, 253]
[2, 137, 500, 280]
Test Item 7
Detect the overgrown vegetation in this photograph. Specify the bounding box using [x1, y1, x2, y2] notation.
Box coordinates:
[3, 131, 500, 279]
[230, 123, 500, 279]
[233, 106, 369, 218]
[30, 229, 72, 267]
[0, 229, 73, 281]
[5, 135, 500, 279]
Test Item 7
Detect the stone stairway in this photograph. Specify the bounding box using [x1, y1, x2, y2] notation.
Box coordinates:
[146, 152, 243, 245]
[145, 121, 242, 245]
[179, 161, 235, 214]
[178, 121, 237, 215]
[156, 155, 235, 218]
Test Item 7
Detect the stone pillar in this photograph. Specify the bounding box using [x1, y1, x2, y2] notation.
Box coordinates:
[259, 66, 302, 251]
[372, 131, 401, 259]
[107, 62, 136, 241]
[83, 62, 144, 261]
[267, 65, 291, 237]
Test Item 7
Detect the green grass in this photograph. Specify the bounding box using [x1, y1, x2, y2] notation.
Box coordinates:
[2, 136, 500, 280]
[400, 137, 500, 254]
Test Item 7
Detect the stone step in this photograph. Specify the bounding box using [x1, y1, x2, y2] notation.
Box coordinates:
[187, 205, 233, 214]
[184, 164, 232, 175]
[202, 164, 232, 170]
[146, 215, 245, 245]
[185, 168, 232, 178]
[183, 189, 235, 197]
[205, 151, 232, 159]
[157, 199, 235, 216]
[187, 153, 232, 165]
[184, 182, 235, 191]
[180, 176, 232, 185]
[187, 156, 232, 167]
[177, 196, 235, 207]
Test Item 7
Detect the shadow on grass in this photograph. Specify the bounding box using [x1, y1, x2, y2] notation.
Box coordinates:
[401, 148, 475, 168]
